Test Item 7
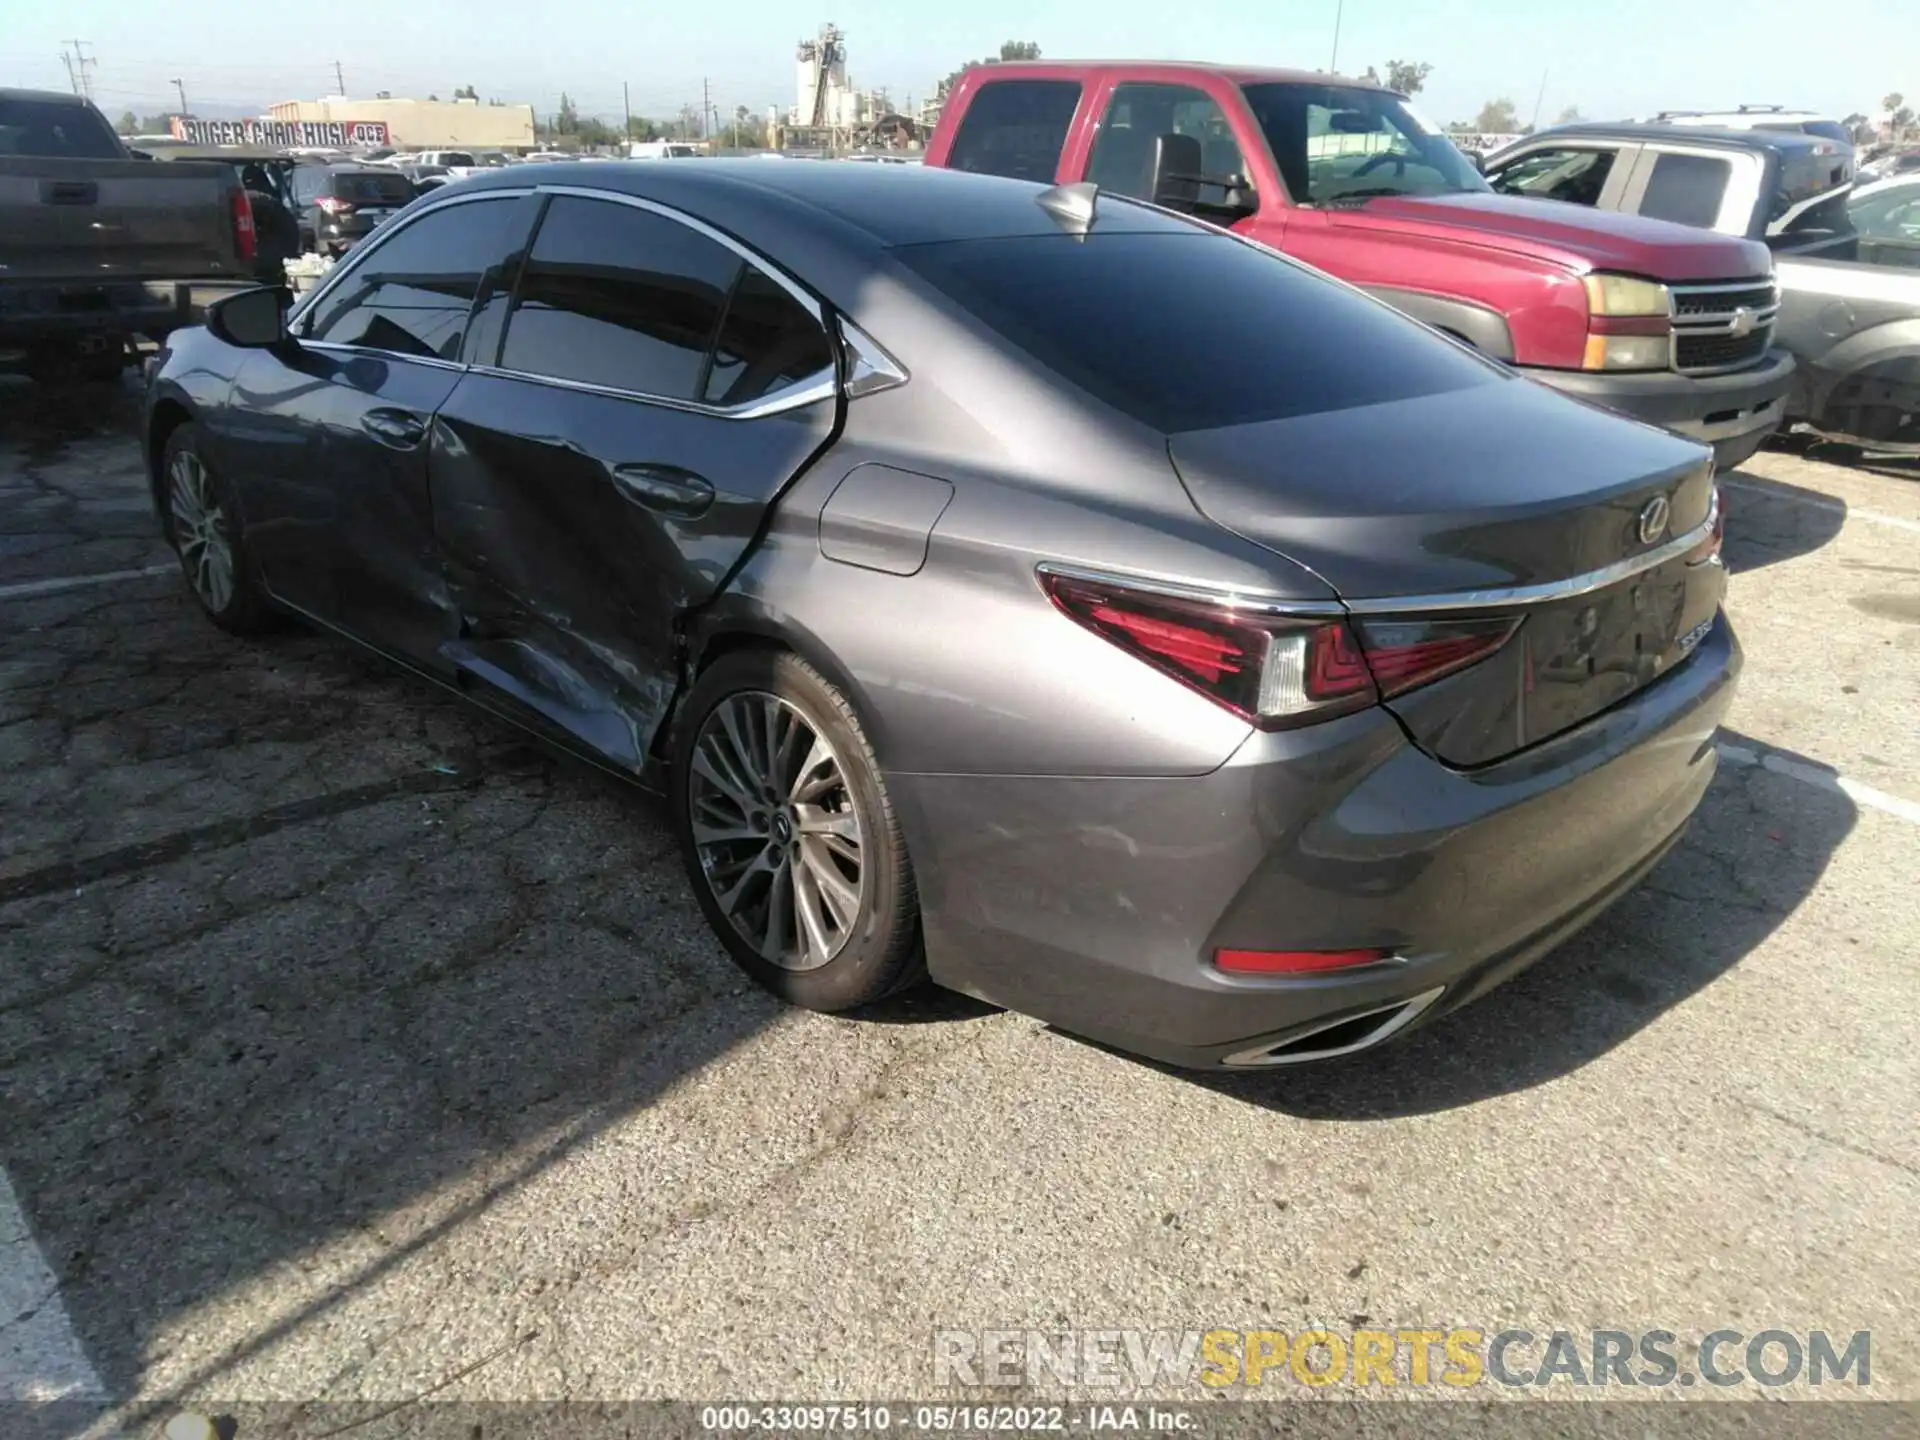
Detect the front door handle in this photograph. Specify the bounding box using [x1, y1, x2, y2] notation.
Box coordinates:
[610, 463, 714, 518]
[361, 408, 427, 449]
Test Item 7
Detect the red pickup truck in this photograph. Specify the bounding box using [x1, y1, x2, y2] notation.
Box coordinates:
[926, 62, 1794, 468]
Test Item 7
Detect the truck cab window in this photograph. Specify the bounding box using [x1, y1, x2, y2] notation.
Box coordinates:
[945, 80, 1081, 183]
[1488, 148, 1617, 207]
[1639, 153, 1731, 229]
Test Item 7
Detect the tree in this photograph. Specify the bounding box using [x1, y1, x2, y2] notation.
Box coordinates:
[1895, 107, 1916, 137]
[116, 109, 138, 134]
[1384, 59, 1432, 95]
[428, 93, 440, 102]
[1475, 97, 1521, 133]
[453, 85, 478, 100]
[1555, 105, 1584, 125]
[1883, 92, 1904, 116]
[938, 40, 1041, 98]
[998, 41, 1041, 61]
[556, 92, 580, 136]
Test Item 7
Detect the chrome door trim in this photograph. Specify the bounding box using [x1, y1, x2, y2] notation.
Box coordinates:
[465, 364, 838, 420]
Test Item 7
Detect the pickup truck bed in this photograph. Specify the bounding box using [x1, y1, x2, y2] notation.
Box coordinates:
[0, 89, 251, 382]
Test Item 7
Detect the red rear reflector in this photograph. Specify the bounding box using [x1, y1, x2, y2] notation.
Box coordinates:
[1216, 947, 1392, 974]
[230, 186, 256, 264]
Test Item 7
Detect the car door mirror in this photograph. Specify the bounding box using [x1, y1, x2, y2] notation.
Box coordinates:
[1149, 132, 1205, 213]
[206, 285, 292, 348]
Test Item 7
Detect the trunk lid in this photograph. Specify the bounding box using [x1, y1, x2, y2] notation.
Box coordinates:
[1168, 376, 1723, 766]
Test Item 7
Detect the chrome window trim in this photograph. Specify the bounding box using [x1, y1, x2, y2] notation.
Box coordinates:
[1036, 487, 1718, 618]
[471, 184, 839, 419]
[300, 341, 467, 373]
[287, 187, 534, 332]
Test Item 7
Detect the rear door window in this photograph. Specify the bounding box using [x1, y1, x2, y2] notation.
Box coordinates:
[945, 79, 1081, 183]
[498, 195, 741, 400]
[1638, 153, 1731, 228]
[703, 269, 833, 407]
[1087, 83, 1249, 203]
[302, 195, 519, 360]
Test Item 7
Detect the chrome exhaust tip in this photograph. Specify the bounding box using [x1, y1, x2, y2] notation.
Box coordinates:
[1221, 986, 1445, 1067]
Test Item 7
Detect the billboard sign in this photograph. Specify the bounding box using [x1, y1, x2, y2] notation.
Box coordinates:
[169, 117, 391, 148]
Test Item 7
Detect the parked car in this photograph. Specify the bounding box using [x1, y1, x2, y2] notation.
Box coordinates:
[144, 162, 1737, 1068]
[0, 87, 255, 382]
[924, 62, 1794, 470]
[1856, 146, 1920, 186]
[1485, 124, 1920, 454]
[290, 163, 418, 255]
[1850, 173, 1920, 267]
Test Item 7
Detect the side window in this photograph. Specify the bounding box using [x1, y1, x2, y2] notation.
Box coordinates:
[303, 195, 517, 360]
[704, 268, 833, 407]
[1088, 84, 1247, 201]
[1487, 147, 1617, 207]
[945, 79, 1081, 183]
[498, 195, 740, 399]
[1639, 153, 1732, 229]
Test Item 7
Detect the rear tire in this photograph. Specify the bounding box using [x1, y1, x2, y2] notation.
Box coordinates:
[161, 422, 279, 635]
[673, 649, 925, 1012]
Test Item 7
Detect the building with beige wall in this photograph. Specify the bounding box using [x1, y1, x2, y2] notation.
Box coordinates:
[266, 96, 537, 150]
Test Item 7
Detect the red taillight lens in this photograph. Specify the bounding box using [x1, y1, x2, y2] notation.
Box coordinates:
[314, 195, 352, 215]
[230, 186, 256, 263]
[1216, 947, 1392, 974]
[1039, 571, 1378, 729]
[1352, 617, 1520, 698]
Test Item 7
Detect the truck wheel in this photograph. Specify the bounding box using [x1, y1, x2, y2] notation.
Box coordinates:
[161, 423, 278, 635]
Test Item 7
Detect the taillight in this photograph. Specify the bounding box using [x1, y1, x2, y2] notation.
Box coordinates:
[314, 195, 353, 215]
[230, 186, 256, 264]
[1039, 568, 1518, 729]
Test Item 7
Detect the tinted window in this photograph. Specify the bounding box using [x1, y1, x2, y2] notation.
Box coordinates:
[897, 230, 1494, 432]
[332, 172, 415, 204]
[1639, 153, 1731, 228]
[1243, 83, 1486, 204]
[304, 195, 517, 360]
[1088, 84, 1249, 203]
[704, 269, 833, 406]
[0, 98, 122, 158]
[1488, 146, 1617, 206]
[946, 79, 1081, 183]
[500, 195, 739, 399]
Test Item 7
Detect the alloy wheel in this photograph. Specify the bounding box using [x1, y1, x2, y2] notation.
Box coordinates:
[167, 451, 235, 614]
[688, 691, 865, 972]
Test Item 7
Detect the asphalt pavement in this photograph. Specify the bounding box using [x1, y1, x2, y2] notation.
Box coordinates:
[0, 376, 1915, 1431]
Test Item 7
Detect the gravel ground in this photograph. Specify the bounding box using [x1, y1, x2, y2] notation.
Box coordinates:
[0, 376, 1914, 1433]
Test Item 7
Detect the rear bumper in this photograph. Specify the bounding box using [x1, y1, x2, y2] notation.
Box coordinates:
[892, 614, 1741, 1069]
[1525, 349, 1795, 471]
[0, 280, 193, 342]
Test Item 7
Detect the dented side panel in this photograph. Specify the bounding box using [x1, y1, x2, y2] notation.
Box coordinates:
[426, 369, 838, 768]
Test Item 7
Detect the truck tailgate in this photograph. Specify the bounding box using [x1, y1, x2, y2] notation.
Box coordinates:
[0, 158, 239, 282]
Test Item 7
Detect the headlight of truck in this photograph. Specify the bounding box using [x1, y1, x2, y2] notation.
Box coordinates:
[1583, 274, 1672, 316]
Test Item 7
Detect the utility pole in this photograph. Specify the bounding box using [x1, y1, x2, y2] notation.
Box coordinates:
[702, 77, 712, 145]
[333, 59, 346, 96]
[1528, 69, 1549, 132]
[1329, 1, 1343, 75]
[172, 79, 188, 117]
[61, 40, 96, 101]
[623, 81, 632, 143]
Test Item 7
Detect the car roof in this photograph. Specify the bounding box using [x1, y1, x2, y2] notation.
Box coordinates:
[962, 59, 1397, 94]
[448, 157, 1199, 249]
[1532, 121, 1832, 154]
[0, 87, 91, 105]
[1853, 173, 1920, 201]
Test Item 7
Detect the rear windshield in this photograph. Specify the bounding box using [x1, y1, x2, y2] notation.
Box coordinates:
[333, 172, 415, 204]
[946, 79, 1081, 183]
[0, 97, 123, 159]
[894, 229, 1496, 432]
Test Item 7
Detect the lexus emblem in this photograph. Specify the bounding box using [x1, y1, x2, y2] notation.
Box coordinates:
[1638, 495, 1671, 546]
[1728, 306, 1756, 339]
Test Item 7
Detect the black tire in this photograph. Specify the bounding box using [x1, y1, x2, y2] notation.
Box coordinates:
[673, 648, 925, 1012]
[160, 422, 279, 635]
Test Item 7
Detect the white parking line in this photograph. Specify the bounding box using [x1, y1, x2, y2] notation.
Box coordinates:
[1723, 479, 1920, 536]
[1718, 742, 1920, 826]
[0, 564, 175, 601]
[0, 1168, 104, 1402]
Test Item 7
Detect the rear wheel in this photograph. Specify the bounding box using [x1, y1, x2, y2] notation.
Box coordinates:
[673, 650, 924, 1011]
[162, 422, 278, 635]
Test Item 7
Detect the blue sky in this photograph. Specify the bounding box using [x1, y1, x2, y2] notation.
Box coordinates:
[7, 0, 1916, 130]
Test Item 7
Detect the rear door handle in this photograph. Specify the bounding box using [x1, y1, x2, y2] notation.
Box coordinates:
[610, 463, 714, 518]
[361, 408, 427, 449]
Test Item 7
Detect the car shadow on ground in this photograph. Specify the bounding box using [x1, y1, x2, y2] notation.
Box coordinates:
[1718, 466, 1847, 573]
[1169, 727, 1854, 1119]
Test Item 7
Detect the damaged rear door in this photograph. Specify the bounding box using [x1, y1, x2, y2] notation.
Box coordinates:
[429, 190, 840, 771]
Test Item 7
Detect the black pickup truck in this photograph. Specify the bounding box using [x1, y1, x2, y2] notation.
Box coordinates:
[1483, 122, 1920, 454]
[1, 88, 255, 383]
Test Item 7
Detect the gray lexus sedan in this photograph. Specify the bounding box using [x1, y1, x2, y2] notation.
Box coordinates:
[144, 161, 1738, 1069]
